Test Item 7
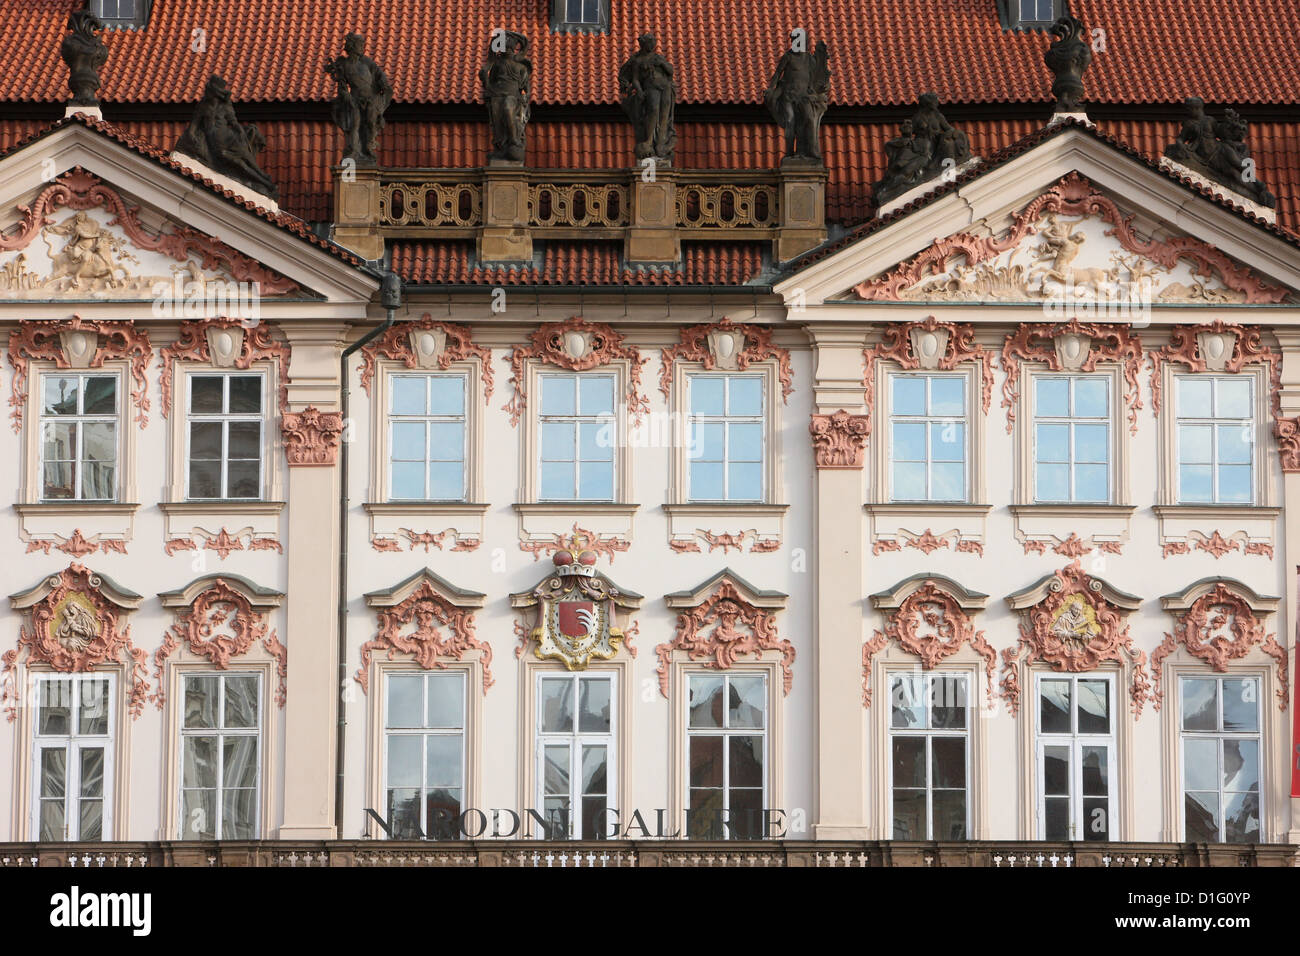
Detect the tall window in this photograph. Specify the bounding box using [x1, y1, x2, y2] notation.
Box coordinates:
[32, 674, 113, 841]
[687, 374, 765, 502]
[389, 373, 467, 501]
[187, 373, 263, 500]
[889, 373, 966, 501]
[1036, 674, 1115, 841]
[687, 673, 767, 839]
[536, 673, 615, 839]
[889, 672, 969, 839]
[1176, 376, 1253, 504]
[1033, 375, 1110, 503]
[179, 673, 260, 840]
[1181, 676, 1260, 843]
[39, 373, 117, 501]
[384, 672, 465, 839]
[538, 373, 615, 501]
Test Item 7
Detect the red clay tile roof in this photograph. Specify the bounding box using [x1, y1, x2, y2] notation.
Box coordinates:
[392, 240, 768, 286]
[0, 113, 366, 270]
[5, 0, 1300, 106]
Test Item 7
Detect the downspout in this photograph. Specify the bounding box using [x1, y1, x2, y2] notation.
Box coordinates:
[336, 271, 403, 836]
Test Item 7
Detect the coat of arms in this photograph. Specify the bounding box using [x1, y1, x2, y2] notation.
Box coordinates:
[513, 534, 641, 670]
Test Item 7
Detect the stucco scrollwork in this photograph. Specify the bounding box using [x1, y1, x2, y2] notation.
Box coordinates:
[159, 318, 291, 417]
[658, 318, 793, 404]
[281, 406, 344, 466]
[357, 314, 494, 401]
[863, 316, 994, 416]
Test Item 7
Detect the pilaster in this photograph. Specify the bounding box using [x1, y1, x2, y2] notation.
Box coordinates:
[1274, 329, 1300, 844]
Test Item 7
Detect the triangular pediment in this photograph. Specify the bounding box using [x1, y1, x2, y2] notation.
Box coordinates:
[0, 120, 377, 306]
[776, 126, 1300, 309]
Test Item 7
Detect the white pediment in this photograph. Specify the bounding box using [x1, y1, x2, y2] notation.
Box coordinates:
[775, 126, 1300, 311]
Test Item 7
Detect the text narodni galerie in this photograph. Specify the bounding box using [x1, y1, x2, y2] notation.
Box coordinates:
[364, 806, 791, 839]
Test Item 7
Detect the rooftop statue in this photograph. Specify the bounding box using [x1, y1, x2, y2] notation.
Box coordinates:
[61, 10, 108, 108]
[480, 31, 531, 163]
[764, 33, 831, 163]
[619, 34, 676, 166]
[873, 93, 972, 205]
[1043, 14, 1092, 114]
[325, 33, 393, 166]
[174, 75, 279, 200]
[1165, 97, 1276, 208]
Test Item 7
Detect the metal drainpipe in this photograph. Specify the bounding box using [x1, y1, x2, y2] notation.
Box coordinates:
[335, 271, 403, 836]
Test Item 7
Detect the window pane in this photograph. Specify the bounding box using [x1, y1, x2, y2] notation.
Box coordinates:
[1077, 680, 1110, 734]
[1179, 424, 1212, 464]
[226, 460, 260, 499]
[387, 675, 423, 728]
[79, 797, 103, 841]
[386, 735, 421, 788]
[1074, 463, 1107, 501]
[688, 735, 722, 787]
[428, 376, 465, 416]
[391, 422, 426, 459]
[579, 375, 614, 415]
[540, 422, 575, 461]
[931, 675, 967, 729]
[690, 461, 724, 500]
[40, 748, 67, 798]
[1177, 377, 1213, 418]
[426, 735, 462, 788]
[42, 460, 74, 500]
[579, 421, 613, 461]
[1073, 423, 1108, 463]
[540, 461, 573, 499]
[1083, 797, 1109, 840]
[189, 420, 223, 459]
[931, 737, 966, 788]
[1035, 423, 1068, 462]
[227, 419, 260, 459]
[390, 376, 426, 415]
[82, 377, 117, 415]
[540, 376, 575, 416]
[182, 735, 217, 788]
[892, 737, 925, 788]
[1183, 737, 1219, 791]
[1081, 746, 1108, 796]
[543, 744, 570, 795]
[391, 462, 424, 498]
[1073, 378, 1108, 417]
[1222, 679, 1258, 732]
[581, 745, 607, 795]
[892, 377, 925, 416]
[428, 461, 465, 500]
[578, 460, 614, 499]
[1185, 790, 1219, 842]
[1040, 680, 1071, 734]
[578, 677, 611, 733]
[1223, 739, 1258, 793]
[930, 377, 965, 416]
[426, 674, 464, 729]
[39, 679, 72, 735]
[930, 421, 964, 461]
[1216, 378, 1252, 418]
[727, 462, 762, 500]
[690, 377, 724, 416]
[931, 462, 965, 501]
[728, 676, 766, 729]
[728, 377, 763, 416]
[892, 460, 926, 500]
[42, 376, 79, 416]
[692, 422, 723, 461]
[1217, 423, 1251, 464]
[228, 376, 261, 413]
[184, 675, 218, 728]
[223, 735, 258, 789]
[1181, 679, 1218, 731]
[1180, 464, 1212, 502]
[540, 678, 574, 733]
[222, 789, 256, 839]
[429, 421, 465, 460]
[1217, 465, 1251, 503]
[728, 423, 763, 462]
[188, 460, 221, 499]
[932, 789, 966, 840]
[890, 674, 925, 729]
[1035, 378, 1069, 417]
[223, 675, 259, 729]
[688, 676, 724, 728]
[182, 788, 216, 839]
[728, 735, 764, 787]
[386, 788, 421, 839]
[892, 787, 926, 839]
[1224, 791, 1260, 843]
[78, 678, 109, 735]
[1043, 745, 1070, 796]
[1044, 796, 1070, 840]
[191, 376, 224, 413]
[728, 787, 764, 839]
[893, 422, 925, 461]
[1036, 462, 1068, 501]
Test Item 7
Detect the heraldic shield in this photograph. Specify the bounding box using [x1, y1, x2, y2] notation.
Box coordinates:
[512, 533, 642, 670]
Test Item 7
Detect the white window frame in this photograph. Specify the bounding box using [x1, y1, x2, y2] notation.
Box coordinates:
[535, 370, 618, 502]
[1031, 373, 1113, 504]
[37, 371, 120, 502]
[886, 670, 971, 840]
[387, 371, 470, 502]
[1034, 672, 1117, 841]
[1178, 674, 1263, 843]
[31, 673, 116, 842]
[684, 671, 769, 841]
[686, 372, 767, 503]
[382, 670, 467, 840]
[886, 371, 969, 503]
[184, 370, 266, 501]
[533, 671, 617, 840]
[1174, 374, 1256, 505]
[176, 671, 263, 840]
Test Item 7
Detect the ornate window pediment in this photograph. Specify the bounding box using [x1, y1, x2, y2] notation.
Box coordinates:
[656, 569, 793, 697]
[864, 575, 995, 707]
[3, 562, 146, 720]
[1152, 579, 1286, 711]
[359, 568, 492, 694]
[511, 531, 642, 671]
[1001, 559, 1150, 717]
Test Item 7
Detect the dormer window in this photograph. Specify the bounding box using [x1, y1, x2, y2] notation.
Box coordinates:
[551, 0, 609, 33]
[92, 0, 151, 29]
[1002, 0, 1061, 29]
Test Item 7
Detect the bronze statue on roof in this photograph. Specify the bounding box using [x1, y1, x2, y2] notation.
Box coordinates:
[873, 93, 972, 206]
[325, 33, 394, 167]
[174, 75, 279, 201]
[1043, 14, 1092, 114]
[1165, 98, 1276, 208]
[480, 31, 531, 163]
[619, 34, 676, 166]
[61, 9, 108, 108]
[764, 33, 831, 164]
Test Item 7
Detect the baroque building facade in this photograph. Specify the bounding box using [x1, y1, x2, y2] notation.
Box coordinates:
[0, 0, 1298, 866]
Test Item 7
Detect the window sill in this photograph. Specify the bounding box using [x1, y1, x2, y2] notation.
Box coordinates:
[365, 502, 489, 552]
[1152, 505, 1279, 558]
[159, 500, 285, 541]
[661, 503, 787, 552]
[1009, 504, 1135, 555]
[865, 503, 991, 556]
[514, 502, 640, 548]
[14, 502, 140, 548]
